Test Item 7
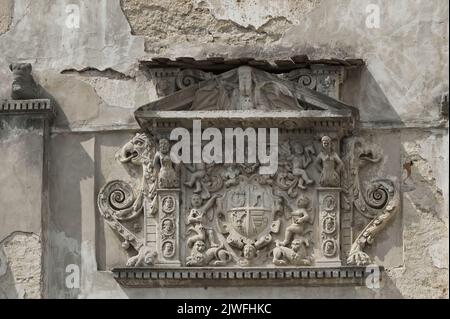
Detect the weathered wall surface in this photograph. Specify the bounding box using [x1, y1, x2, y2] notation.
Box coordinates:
[0, 0, 448, 299]
[0, 116, 45, 298]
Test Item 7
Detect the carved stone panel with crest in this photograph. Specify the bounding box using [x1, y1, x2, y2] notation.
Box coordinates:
[98, 65, 400, 286]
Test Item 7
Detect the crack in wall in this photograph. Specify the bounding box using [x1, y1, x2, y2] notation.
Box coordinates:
[61, 68, 135, 81]
[0, 0, 13, 35]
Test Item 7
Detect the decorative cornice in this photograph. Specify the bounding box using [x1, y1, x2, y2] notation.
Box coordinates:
[0, 99, 55, 121]
[111, 266, 383, 287]
[141, 55, 365, 74]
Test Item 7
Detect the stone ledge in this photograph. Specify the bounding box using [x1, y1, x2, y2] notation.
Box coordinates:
[111, 266, 383, 287]
[0, 99, 55, 120]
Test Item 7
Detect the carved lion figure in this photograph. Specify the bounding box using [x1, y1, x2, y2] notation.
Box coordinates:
[272, 238, 312, 266]
[9, 63, 40, 100]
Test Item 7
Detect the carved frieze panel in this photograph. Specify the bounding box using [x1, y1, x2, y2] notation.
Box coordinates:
[98, 65, 399, 286]
[147, 65, 345, 101]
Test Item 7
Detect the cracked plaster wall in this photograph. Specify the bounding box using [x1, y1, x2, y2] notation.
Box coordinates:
[0, 0, 448, 299]
[0, 232, 41, 299]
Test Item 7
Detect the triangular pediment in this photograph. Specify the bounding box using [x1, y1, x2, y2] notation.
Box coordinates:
[135, 66, 359, 130]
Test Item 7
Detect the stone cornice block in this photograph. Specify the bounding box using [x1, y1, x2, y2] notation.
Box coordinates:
[0, 99, 55, 121]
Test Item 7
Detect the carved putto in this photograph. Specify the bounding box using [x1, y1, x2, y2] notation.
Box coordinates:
[278, 195, 312, 247]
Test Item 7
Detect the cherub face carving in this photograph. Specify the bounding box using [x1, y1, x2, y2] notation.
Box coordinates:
[191, 194, 202, 208]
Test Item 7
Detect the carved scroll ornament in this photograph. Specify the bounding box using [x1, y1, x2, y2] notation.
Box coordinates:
[342, 138, 400, 266]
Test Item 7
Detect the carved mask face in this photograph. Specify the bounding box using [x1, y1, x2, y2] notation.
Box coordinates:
[144, 253, 154, 265]
[325, 218, 334, 231]
[243, 244, 256, 259]
[159, 139, 170, 154]
[293, 143, 304, 154]
[297, 196, 309, 208]
[291, 240, 301, 252]
[321, 136, 332, 152]
[191, 195, 202, 208]
[163, 197, 174, 212]
[162, 220, 173, 233]
[325, 241, 334, 253]
[163, 242, 174, 255]
[194, 241, 206, 253]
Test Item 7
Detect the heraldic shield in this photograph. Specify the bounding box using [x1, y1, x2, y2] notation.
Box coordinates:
[216, 175, 283, 266]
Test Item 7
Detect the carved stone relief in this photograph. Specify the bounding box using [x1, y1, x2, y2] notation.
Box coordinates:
[147, 65, 345, 100]
[97, 64, 400, 284]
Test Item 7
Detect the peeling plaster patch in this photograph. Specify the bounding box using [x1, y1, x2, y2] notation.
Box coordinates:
[61, 68, 156, 109]
[385, 130, 450, 299]
[402, 131, 449, 225]
[194, 0, 321, 28]
[120, 0, 297, 54]
[0, 0, 13, 34]
[387, 209, 449, 298]
[0, 0, 145, 74]
[0, 232, 41, 299]
[428, 239, 449, 269]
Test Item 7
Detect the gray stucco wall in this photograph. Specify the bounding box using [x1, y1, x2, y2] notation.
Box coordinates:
[0, 0, 448, 299]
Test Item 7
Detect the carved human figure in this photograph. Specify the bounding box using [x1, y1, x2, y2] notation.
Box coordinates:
[278, 196, 311, 247]
[272, 238, 312, 266]
[289, 142, 314, 189]
[186, 240, 230, 266]
[153, 138, 179, 188]
[315, 136, 344, 187]
[184, 162, 207, 194]
[186, 194, 220, 248]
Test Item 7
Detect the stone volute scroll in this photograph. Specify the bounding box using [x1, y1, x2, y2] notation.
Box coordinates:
[97, 58, 400, 287]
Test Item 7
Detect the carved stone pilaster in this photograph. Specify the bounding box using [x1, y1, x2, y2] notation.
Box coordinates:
[156, 189, 181, 266]
[316, 187, 342, 267]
